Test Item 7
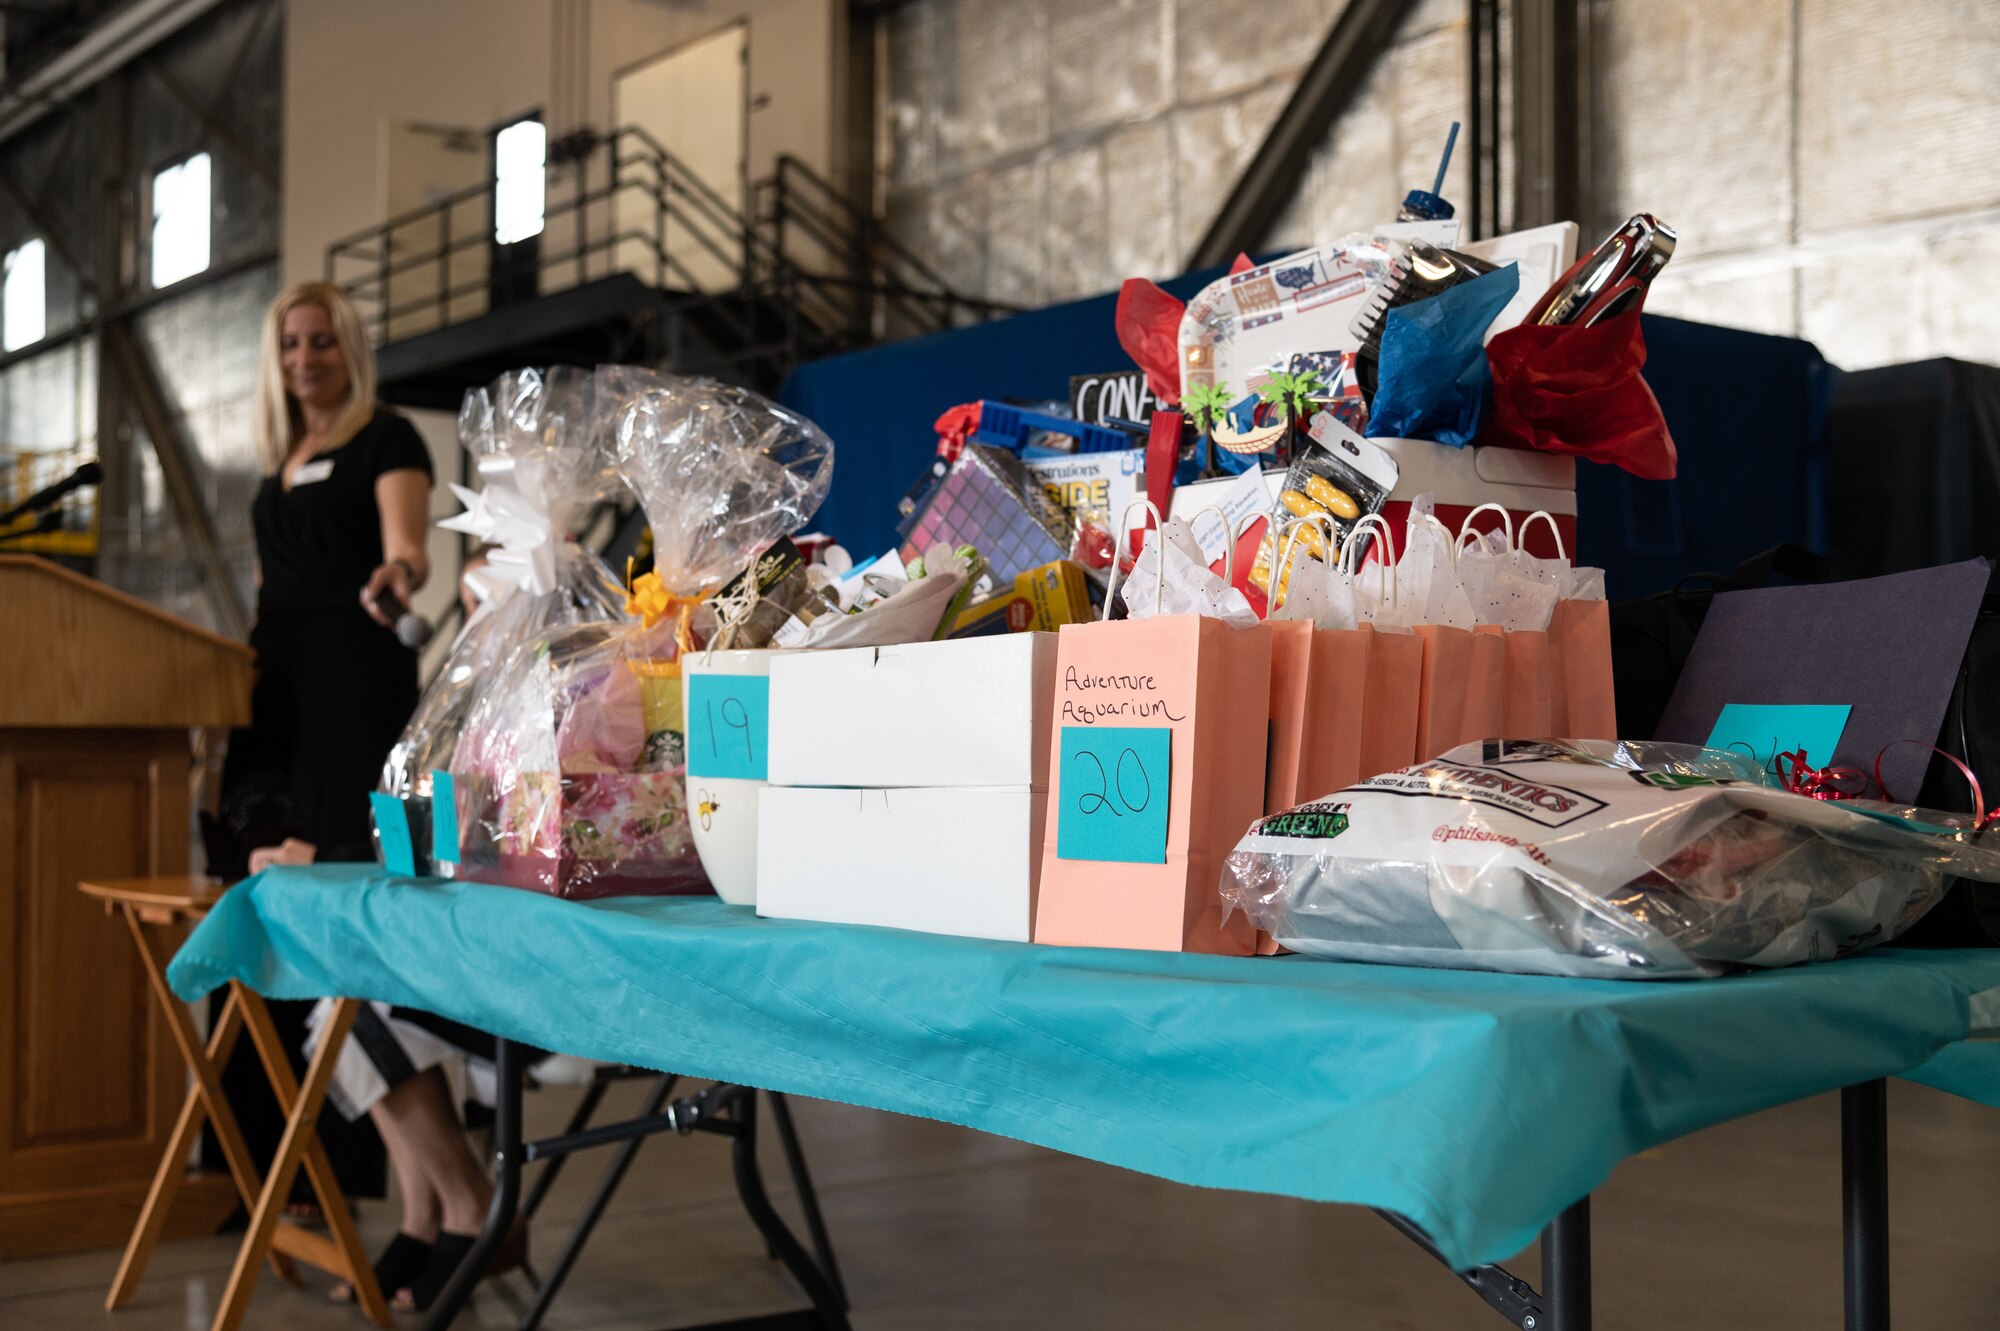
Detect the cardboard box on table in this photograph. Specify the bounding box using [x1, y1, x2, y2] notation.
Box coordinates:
[758, 786, 1044, 940]
[1374, 438, 1575, 562]
[1033, 614, 1273, 955]
[756, 634, 1057, 942]
[767, 634, 1055, 786]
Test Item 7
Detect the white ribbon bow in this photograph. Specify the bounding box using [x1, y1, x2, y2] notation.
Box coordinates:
[437, 454, 561, 617]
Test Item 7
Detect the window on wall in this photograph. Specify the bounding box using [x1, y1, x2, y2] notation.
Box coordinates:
[151, 152, 212, 287]
[2, 238, 45, 351]
[493, 118, 546, 246]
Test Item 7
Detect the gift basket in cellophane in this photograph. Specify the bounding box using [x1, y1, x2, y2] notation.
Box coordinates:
[448, 370, 834, 899]
[375, 367, 629, 869]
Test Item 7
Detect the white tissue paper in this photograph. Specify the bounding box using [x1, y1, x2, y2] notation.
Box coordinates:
[1393, 499, 1479, 629]
[1121, 519, 1261, 627]
[1457, 529, 1561, 631]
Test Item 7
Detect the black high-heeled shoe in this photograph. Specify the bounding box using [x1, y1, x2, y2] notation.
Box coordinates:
[394, 1221, 527, 1312]
[330, 1231, 430, 1305]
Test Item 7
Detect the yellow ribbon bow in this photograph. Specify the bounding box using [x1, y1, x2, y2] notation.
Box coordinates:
[625, 561, 711, 657]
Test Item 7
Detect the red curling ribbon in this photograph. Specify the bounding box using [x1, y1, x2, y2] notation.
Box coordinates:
[1773, 749, 1869, 802]
[1873, 741, 1997, 833]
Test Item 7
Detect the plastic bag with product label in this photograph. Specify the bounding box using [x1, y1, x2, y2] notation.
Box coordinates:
[1222, 739, 2000, 979]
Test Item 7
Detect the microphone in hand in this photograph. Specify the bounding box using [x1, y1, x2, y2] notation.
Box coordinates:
[365, 586, 434, 650]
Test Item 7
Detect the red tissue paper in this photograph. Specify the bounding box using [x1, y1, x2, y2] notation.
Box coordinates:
[1481, 310, 1679, 481]
[1115, 279, 1184, 406]
[1114, 258, 1251, 406]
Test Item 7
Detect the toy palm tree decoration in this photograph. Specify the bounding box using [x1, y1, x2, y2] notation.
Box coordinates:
[1258, 369, 1324, 464]
[1180, 381, 1236, 479]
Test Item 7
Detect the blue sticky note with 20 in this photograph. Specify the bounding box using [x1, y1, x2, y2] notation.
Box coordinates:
[1704, 703, 1853, 779]
[686, 674, 771, 780]
[370, 791, 417, 876]
[430, 770, 460, 865]
[1057, 725, 1171, 864]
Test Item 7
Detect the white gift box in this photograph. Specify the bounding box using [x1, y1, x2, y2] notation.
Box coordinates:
[767, 634, 1058, 788]
[755, 786, 1044, 942]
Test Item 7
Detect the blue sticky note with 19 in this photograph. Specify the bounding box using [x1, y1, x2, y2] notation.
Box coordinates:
[370, 791, 416, 876]
[430, 770, 460, 865]
[1704, 703, 1853, 779]
[1057, 725, 1171, 864]
[686, 674, 771, 780]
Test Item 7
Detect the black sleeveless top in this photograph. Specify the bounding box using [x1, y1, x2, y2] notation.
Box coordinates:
[251, 407, 432, 614]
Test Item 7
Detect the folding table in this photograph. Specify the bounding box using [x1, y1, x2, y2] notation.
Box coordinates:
[167, 865, 2000, 1331]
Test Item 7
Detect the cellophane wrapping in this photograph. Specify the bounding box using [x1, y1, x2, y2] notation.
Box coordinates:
[1222, 739, 2000, 979]
[450, 371, 833, 899]
[376, 367, 628, 872]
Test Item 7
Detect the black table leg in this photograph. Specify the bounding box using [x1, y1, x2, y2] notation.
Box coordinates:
[423, 1036, 525, 1330]
[768, 1091, 848, 1310]
[1541, 1198, 1591, 1331]
[729, 1091, 851, 1329]
[517, 1073, 680, 1331]
[1843, 1078, 1891, 1331]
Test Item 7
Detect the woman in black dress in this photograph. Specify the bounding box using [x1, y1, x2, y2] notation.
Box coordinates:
[215, 280, 433, 1223]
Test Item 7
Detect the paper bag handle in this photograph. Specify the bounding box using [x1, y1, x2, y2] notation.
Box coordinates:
[1518, 509, 1569, 563]
[1457, 502, 1515, 553]
[1340, 512, 1398, 606]
[1190, 503, 1242, 587]
[1421, 514, 1461, 568]
[1273, 512, 1337, 610]
[1102, 498, 1166, 621]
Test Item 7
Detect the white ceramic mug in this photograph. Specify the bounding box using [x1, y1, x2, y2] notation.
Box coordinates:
[680, 648, 787, 906]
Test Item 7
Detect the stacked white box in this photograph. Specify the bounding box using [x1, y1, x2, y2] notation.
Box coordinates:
[757, 634, 1058, 942]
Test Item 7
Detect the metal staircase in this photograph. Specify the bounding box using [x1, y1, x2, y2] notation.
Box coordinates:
[325, 126, 1007, 407]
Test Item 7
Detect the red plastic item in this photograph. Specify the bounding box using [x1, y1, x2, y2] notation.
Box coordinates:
[1116, 279, 1186, 405]
[933, 401, 982, 462]
[1481, 310, 1678, 481]
[1144, 409, 1183, 530]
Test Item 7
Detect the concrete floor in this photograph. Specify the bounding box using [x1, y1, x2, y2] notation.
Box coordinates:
[3, 1078, 1998, 1329]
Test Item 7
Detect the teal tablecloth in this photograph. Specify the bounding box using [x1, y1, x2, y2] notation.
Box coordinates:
[169, 864, 2000, 1271]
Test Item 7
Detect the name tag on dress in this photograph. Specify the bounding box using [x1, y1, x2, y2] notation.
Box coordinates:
[292, 458, 334, 486]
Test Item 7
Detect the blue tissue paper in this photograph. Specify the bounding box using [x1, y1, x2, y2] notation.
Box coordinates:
[1366, 263, 1521, 447]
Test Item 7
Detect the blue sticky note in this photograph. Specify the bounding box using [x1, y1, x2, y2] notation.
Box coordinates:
[1057, 726, 1172, 864]
[687, 674, 771, 780]
[430, 770, 460, 865]
[370, 791, 416, 876]
[1704, 703, 1853, 779]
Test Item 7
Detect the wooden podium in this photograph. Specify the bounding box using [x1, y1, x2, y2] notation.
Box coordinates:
[0, 555, 253, 1258]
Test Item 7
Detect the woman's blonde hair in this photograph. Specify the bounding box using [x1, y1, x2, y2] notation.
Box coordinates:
[254, 281, 377, 474]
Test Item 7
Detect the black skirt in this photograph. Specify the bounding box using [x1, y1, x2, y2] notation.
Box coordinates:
[209, 603, 420, 1201]
[221, 604, 420, 862]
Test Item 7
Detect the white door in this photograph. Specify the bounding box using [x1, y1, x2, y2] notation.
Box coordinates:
[614, 23, 747, 293]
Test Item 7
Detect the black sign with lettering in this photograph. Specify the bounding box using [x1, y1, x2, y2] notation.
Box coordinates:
[1070, 371, 1165, 426]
